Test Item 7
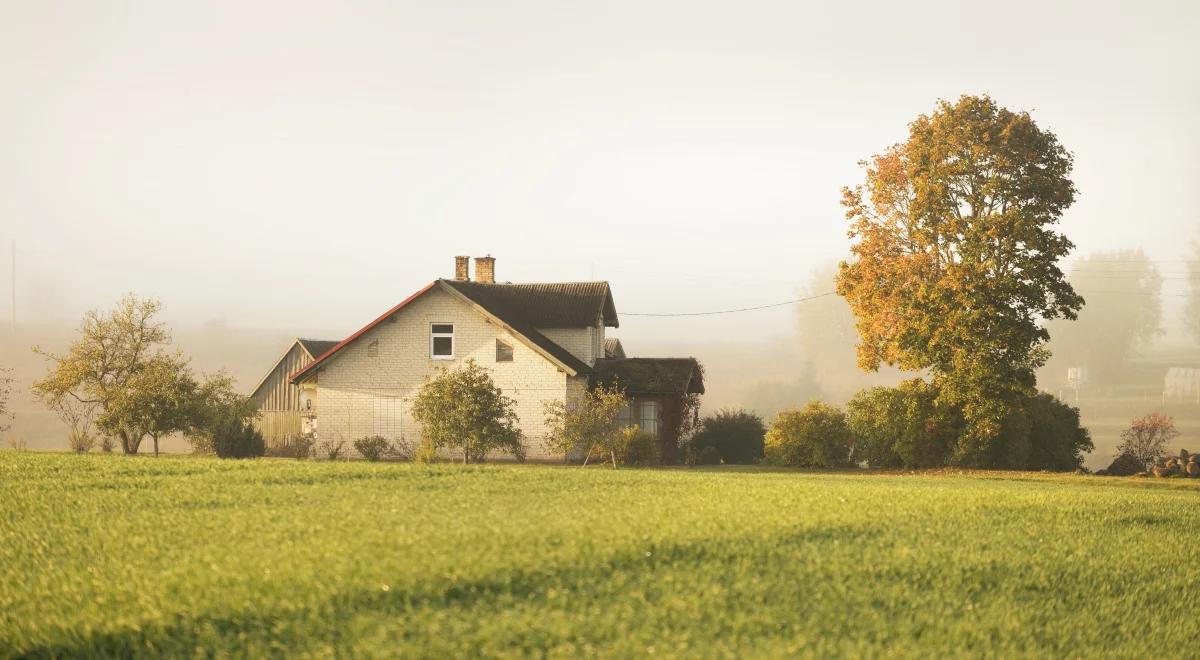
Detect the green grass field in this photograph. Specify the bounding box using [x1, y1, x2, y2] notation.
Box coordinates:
[2, 454, 1198, 658]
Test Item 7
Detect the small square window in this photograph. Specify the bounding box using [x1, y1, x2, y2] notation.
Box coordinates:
[431, 323, 454, 359]
[367, 340, 379, 357]
[496, 339, 514, 362]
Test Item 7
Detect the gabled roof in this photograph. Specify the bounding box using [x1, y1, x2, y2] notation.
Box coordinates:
[590, 358, 705, 395]
[604, 338, 626, 359]
[289, 280, 594, 383]
[290, 281, 438, 383]
[251, 337, 340, 398]
[442, 280, 618, 328]
[438, 281, 591, 375]
[297, 338, 339, 360]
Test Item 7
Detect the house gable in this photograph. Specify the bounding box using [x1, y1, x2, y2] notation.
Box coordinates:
[291, 280, 589, 384]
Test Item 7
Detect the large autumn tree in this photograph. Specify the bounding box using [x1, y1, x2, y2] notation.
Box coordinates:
[836, 95, 1083, 465]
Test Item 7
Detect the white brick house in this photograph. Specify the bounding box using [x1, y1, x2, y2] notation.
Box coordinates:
[288, 256, 703, 460]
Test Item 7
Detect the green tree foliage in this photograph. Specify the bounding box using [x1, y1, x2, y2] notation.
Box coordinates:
[1116, 412, 1177, 470]
[33, 295, 177, 454]
[690, 408, 766, 464]
[411, 360, 524, 463]
[95, 354, 195, 457]
[1044, 250, 1161, 385]
[543, 383, 628, 468]
[185, 373, 259, 454]
[1020, 394, 1093, 471]
[847, 379, 960, 469]
[211, 417, 265, 459]
[33, 295, 257, 456]
[848, 381, 1089, 471]
[764, 401, 852, 468]
[836, 95, 1083, 466]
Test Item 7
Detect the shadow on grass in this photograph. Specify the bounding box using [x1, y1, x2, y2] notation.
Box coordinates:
[15, 524, 882, 658]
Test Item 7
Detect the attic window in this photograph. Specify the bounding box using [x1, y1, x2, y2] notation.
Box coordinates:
[367, 340, 379, 357]
[431, 323, 454, 359]
[496, 339, 514, 362]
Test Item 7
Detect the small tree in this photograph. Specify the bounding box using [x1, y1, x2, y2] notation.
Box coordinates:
[411, 360, 524, 463]
[32, 294, 177, 454]
[764, 401, 853, 468]
[543, 382, 628, 467]
[1116, 412, 1177, 469]
[94, 354, 196, 457]
[689, 408, 766, 464]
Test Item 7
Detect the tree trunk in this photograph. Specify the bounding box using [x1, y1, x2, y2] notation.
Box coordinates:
[153, 434, 159, 457]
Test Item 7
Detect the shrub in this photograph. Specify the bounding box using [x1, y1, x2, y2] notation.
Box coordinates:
[764, 401, 852, 468]
[690, 408, 765, 464]
[413, 437, 437, 464]
[99, 436, 115, 453]
[320, 440, 346, 461]
[211, 418, 265, 459]
[1116, 412, 1177, 470]
[290, 435, 315, 459]
[67, 429, 96, 454]
[1021, 393, 1093, 471]
[694, 445, 722, 465]
[846, 379, 959, 469]
[615, 426, 661, 466]
[354, 435, 391, 462]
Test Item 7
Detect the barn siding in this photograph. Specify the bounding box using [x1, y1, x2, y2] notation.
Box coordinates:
[252, 341, 316, 448]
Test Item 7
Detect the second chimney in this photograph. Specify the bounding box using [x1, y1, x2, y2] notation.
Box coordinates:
[454, 255, 470, 281]
[475, 255, 495, 284]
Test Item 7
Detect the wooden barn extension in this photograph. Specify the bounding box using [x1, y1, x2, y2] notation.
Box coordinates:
[250, 338, 338, 449]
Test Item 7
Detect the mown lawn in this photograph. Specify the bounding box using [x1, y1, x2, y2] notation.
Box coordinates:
[1, 454, 1198, 658]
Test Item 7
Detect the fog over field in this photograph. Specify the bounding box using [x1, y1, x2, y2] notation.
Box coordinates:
[2, 1, 1199, 467]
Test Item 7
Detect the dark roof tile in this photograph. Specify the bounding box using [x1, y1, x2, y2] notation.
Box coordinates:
[443, 280, 618, 328]
[590, 358, 705, 395]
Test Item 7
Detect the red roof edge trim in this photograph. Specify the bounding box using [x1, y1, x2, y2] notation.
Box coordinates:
[289, 280, 438, 383]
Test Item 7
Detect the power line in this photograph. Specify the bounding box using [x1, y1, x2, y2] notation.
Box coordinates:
[622, 292, 838, 317]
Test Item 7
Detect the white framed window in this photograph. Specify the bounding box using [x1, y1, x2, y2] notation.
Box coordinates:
[640, 401, 660, 437]
[496, 339, 514, 362]
[431, 323, 454, 359]
[617, 401, 635, 428]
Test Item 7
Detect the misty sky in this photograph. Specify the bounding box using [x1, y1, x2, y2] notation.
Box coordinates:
[2, 0, 1198, 345]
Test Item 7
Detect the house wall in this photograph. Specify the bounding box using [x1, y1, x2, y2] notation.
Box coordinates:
[313, 286, 581, 460]
[540, 322, 605, 366]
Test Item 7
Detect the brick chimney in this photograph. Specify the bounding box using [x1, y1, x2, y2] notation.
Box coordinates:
[474, 255, 495, 284]
[454, 255, 470, 281]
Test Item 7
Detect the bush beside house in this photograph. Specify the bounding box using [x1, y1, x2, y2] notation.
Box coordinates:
[764, 401, 852, 468]
[690, 408, 765, 464]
